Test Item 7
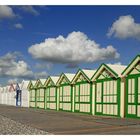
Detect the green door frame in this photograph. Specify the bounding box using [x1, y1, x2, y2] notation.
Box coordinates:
[95, 81, 103, 115]
[36, 87, 45, 109]
[74, 81, 92, 115]
[126, 74, 140, 118]
[45, 86, 57, 110]
[29, 88, 36, 108]
[95, 78, 121, 117]
[59, 83, 73, 112]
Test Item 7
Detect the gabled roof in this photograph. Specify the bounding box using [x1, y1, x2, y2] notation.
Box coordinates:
[34, 79, 46, 88]
[91, 63, 127, 81]
[0, 87, 2, 92]
[57, 73, 75, 85]
[18, 83, 22, 89]
[20, 80, 30, 89]
[34, 79, 40, 87]
[106, 64, 127, 77]
[40, 79, 46, 85]
[122, 55, 140, 76]
[82, 69, 96, 79]
[45, 76, 59, 86]
[65, 73, 75, 82]
[12, 83, 17, 89]
[27, 80, 36, 89]
[6, 85, 10, 92]
[32, 81, 36, 86]
[72, 69, 96, 83]
[1, 87, 4, 93]
[3, 86, 7, 92]
[9, 84, 15, 92]
[50, 76, 59, 85]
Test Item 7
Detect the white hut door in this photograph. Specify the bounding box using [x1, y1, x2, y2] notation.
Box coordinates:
[46, 88, 50, 109]
[137, 77, 140, 117]
[59, 86, 63, 110]
[127, 78, 136, 117]
[75, 85, 80, 112]
[96, 82, 102, 114]
[36, 89, 40, 108]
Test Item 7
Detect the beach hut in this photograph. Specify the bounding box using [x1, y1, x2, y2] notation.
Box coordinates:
[6, 85, 10, 105]
[9, 83, 16, 106]
[122, 55, 140, 118]
[44, 76, 59, 110]
[0, 87, 4, 104]
[20, 80, 30, 107]
[71, 69, 96, 114]
[91, 64, 126, 117]
[8, 85, 12, 105]
[34, 79, 46, 109]
[56, 73, 75, 112]
[0, 87, 3, 104]
[3, 86, 7, 105]
[28, 80, 36, 108]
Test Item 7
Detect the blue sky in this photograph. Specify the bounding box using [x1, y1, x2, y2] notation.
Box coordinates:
[0, 6, 140, 85]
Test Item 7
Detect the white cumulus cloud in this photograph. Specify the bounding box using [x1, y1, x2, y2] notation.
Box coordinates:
[18, 6, 39, 16]
[28, 31, 120, 64]
[0, 5, 16, 19]
[107, 62, 122, 65]
[14, 23, 23, 29]
[8, 78, 18, 84]
[35, 63, 53, 70]
[107, 15, 140, 40]
[0, 52, 33, 78]
[34, 71, 48, 79]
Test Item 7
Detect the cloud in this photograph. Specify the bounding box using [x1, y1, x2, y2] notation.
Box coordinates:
[0, 52, 50, 85]
[114, 62, 122, 65]
[107, 15, 140, 40]
[14, 23, 23, 29]
[35, 63, 53, 70]
[28, 31, 120, 65]
[0, 52, 33, 78]
[0, 5, 16, 19]
[8, 78, 18, 84]
[107, 62, 122, 65]
[18, 6, 39, 16]
[34, 71, 48, 79]
[66, 63, 79, 69]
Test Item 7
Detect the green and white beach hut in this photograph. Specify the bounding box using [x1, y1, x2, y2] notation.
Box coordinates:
[44, 76, 59, 110]
[28, 80, 36, 108]
[56, 73, 75, 112]
[91, 64, 126, 117]
[122, 55, 140, 118]
[71, 69, 96, 114]
[34, 79, 46, 109]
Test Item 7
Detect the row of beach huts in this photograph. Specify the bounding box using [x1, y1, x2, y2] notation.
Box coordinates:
[0, 55, 140, 119]
[0, 80, 29, 107]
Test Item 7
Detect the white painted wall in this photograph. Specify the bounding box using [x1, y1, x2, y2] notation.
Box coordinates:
[120, 78, 125, 118]
[92, 83, 95, 115]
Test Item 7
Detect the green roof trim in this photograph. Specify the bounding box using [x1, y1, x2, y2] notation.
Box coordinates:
[71, 68, 91, 83]
[91, 63, 118, 81]
[104, 63, 118, 78]
[56, 72, 71, 85]
[44, 76, 56, 86]
[27, 80, 32, 90]
[27, 80, 35, 89]
[34, 79, 45, 88]
[122, 55, 140, 75]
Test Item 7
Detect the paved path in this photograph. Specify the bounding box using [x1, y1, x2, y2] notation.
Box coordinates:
[0, 105, 140, 134]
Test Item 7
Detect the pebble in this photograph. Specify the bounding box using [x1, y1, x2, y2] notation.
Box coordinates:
[0, 115, 49, 135]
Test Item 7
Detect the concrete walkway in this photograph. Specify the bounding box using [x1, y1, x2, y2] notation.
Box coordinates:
[0, 105, 140, 134]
